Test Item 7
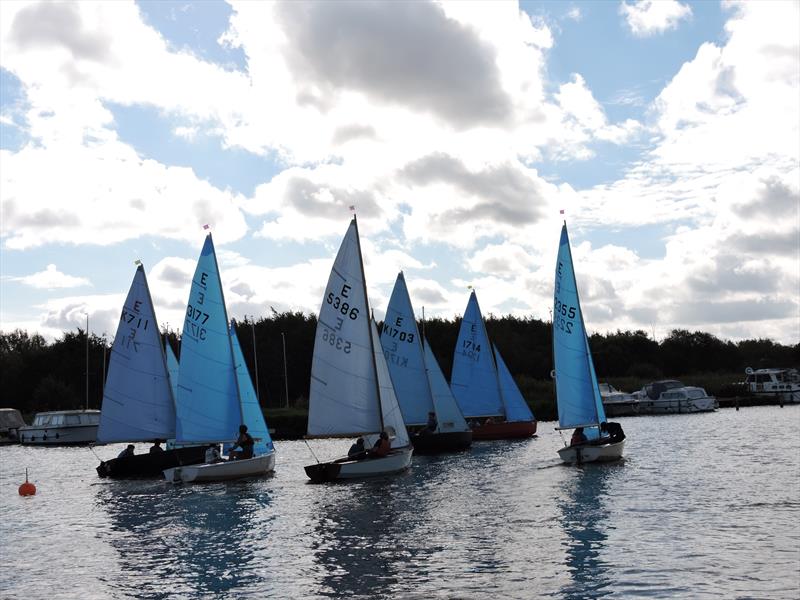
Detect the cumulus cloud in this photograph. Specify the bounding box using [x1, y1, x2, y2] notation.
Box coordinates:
[11, 264, 90, 289]
[620, 0, 692, 37]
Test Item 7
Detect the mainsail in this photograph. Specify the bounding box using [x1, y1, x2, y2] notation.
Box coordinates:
[307, 218, 382, 437]
[450, 291, 504, 418]
[494, 345, 536, 423]
[97, 264, 175, 443]
[381, 272, 433, 426]
[553, 223, 606, 429]
[175, 234, 242, 444]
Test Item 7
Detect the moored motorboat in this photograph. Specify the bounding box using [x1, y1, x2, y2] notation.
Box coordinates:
[19, 409, 100, 445]
[634, 380, 717, 414]
[0, 408, 26, 444]
[599, 382, 640, 417]
[744, 367, 800, 404]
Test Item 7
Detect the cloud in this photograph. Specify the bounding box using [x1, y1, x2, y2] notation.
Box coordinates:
[274, 0, 512, 128]
[620, 0, 692, 37]
[10, 264, 90, 289]
[9, 1, 112, 62]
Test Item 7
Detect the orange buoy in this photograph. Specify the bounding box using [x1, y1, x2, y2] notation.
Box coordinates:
[18, 468, 36, 496]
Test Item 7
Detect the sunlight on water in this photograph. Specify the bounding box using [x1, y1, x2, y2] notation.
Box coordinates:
[1, 406, 798, 599]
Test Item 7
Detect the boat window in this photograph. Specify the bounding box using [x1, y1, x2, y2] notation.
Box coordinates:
[756, 374, 771, 383]
[686, 389, 706, 399]
[50, 415, 64, 425]
[745, 375, 754, 384]
[87, 413, 100, 424]
[65, 415, 81, 425]
[33, 415, 50, 426]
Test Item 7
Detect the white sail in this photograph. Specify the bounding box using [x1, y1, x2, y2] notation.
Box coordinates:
[371, 319, 410, 448]
[423, 340, 469, 433]
[307, 219, 382, 437]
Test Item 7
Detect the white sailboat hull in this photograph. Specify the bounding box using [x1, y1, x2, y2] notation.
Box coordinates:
[558, 440, 624, 465]
[305, 447, 413, 482]
[163, 451, 275, 483]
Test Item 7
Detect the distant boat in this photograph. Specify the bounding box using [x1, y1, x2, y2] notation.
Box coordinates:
[381, 271, 472, 454]
[96, 263, 206, 478]
[19, 409, 100, 445]
[599, 383, 640, 417]
[163, 234, 275, 483]
[553, 223, 624, 464]
[0, 408, 26, 444]
[450, 290, 537, 440]
[633, 380, 717, 414]
[304, 217, 413, 482]
[744, 367, 800, 404]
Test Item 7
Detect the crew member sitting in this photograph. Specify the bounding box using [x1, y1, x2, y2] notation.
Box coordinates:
[229, 424, 255, 460]
[600, 421, 625, 444]
[348, 437, 366, 459]
[118, 444, 135, 459]
[369, 431, 391, 458]
[422, 411, 438, 434]
[570, 427, 588, 446]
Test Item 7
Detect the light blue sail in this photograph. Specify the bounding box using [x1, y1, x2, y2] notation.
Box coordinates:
[97, 265, 175, 443]
[230, 322, 273, 455]
[553, 224, 606, 430]
[494, 345, 535, 423]
[165, 342, 179, 402]
[381, 272, 432, 426]
[175, 234, 242, 444]
[450, 291, 504, 418]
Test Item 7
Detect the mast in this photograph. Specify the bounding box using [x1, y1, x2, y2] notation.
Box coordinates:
[353, 215, 385, 432]
[85, 313, 89, 410]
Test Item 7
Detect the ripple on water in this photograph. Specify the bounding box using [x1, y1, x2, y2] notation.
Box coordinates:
[1, 406, 799, 599]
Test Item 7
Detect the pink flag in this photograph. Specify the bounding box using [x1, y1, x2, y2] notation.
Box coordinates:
[203, 224, 210, 230]
[348, 205, 355, 211]
[559, 209, 564, 215]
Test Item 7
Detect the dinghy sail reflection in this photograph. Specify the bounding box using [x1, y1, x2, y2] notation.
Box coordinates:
[163, 233, 275, 483]
[96, 264, 206, 478]
[450, 291, 537, 440]
[553, 223, 624, 464]
[381, 272, 471, 454]
[304, 217, 413, 482]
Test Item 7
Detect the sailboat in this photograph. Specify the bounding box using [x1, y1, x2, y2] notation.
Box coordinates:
[553, 222, 624, 464]
[381, 272, 472, 454]
[96, 264, 206, 478]
[450, 291, 537, 440]
[163, 233, 276, 483]
[304, 217, 413, 482]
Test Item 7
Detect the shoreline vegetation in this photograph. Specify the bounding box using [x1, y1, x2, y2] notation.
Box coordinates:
[2, 312, 797, 437]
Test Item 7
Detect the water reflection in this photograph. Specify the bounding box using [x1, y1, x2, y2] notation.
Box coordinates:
[96, 481, 272, 598]
[310, 478, 411, 598]
[558, 465, 619, 599]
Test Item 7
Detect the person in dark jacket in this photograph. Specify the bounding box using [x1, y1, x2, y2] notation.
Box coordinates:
[600, 421, 625, 444]
[229, 424, 254, 460]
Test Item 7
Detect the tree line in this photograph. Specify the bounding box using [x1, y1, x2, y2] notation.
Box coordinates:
[1, 313, 797, 417]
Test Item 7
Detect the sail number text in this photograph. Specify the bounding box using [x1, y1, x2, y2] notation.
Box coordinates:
[326, 284, 360, 320]
[553, 298, 575, 334]
[120, 300, 149, 351]
[460, 339, 482, 360]
[321, 328, 351, 353]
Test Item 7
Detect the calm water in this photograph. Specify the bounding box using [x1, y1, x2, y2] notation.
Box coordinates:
[1, 406, 799, 599]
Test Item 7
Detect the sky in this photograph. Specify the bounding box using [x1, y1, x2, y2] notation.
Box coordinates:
[0, 0, 798, 346]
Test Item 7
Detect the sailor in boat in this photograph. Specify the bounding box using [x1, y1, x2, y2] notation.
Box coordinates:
[417, 412, 437, 436]
[570, 427, 588, 446]
[205, 443, 224, 464]
[369, 431, 391, 458]
[118, 444, 135, 459]
[228, 424, 255, 460]
[599, 421, 625, 444]
[347, 437, 366, 459]
[149, 440, 164, 454]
